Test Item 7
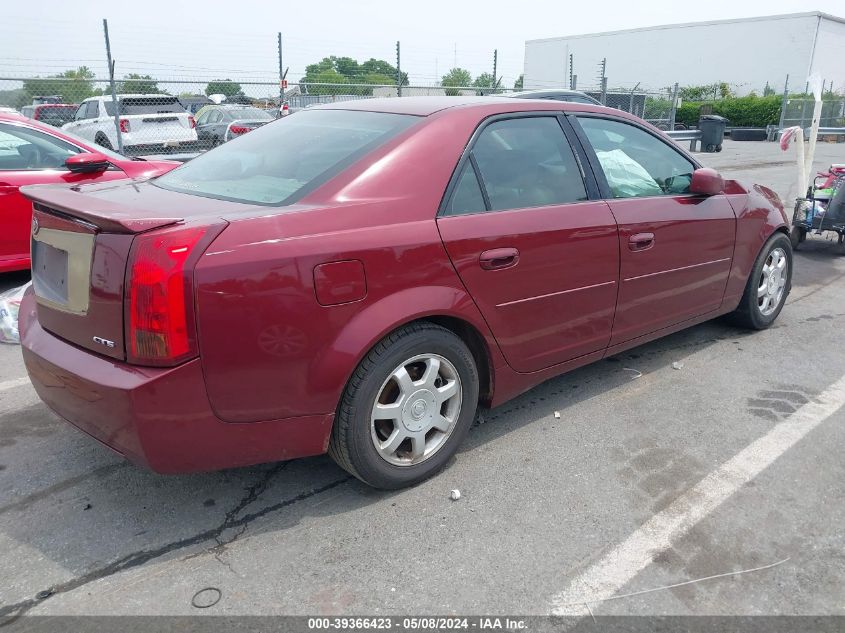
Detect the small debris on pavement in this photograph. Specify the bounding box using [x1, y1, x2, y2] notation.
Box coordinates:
[554, 411, 561, 419]
[83, 503, 92, 511]
[623, 368, 643, 379]
[672, 362, 684, 370]
[449, 489, 461, 501]
[35, 589, 54, 601]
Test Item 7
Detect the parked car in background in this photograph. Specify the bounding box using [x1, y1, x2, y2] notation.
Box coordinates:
[19, 97, 790, 489]
[0, 107, 18, 114]
[178, 95, 213, 116]
[20, 104, 78, 128]
[62, 94, 198, 155]
[504, 89, 601, 105]
[0, 113, 179, 273]
[194, 105, 274, 148]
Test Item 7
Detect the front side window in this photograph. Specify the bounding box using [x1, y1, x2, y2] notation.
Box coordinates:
[576, 117, 695, 198]
[467, 117, 587, 212]
[154, 109, 417, 205]
[0, 123, 80, 170]
[75, 102, 92, 121]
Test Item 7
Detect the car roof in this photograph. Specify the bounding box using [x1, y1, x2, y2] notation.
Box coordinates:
[86, 93, 176, 101]
[312, 95, 609, 117]
[0, 112, 29, 122]
[509, 89, 590, 98]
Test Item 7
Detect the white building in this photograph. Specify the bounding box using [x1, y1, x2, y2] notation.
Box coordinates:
[524, 12, 845, 95]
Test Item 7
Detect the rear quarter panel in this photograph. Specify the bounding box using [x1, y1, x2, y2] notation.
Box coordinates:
[721, 180, 790, 309]
[194, 214, 496, 422]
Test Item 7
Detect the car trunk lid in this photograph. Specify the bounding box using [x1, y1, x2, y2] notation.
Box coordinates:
[21, 181, 232, 360]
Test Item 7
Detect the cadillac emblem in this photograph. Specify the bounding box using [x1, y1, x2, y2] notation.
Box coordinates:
[31, 216, 39, 236]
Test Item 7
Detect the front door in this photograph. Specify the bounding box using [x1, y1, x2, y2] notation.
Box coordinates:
[437, 115, 619, 373]
[571, 115, 737, 345]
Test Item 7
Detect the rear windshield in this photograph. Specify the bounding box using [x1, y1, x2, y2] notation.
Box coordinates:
[104, 96, 186, 116]
[36, 105, 76, 123]
[154, 109, 418, 206]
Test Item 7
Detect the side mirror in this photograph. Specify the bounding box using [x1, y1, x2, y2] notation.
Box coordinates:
[689, 167, 724, 196]
[65, 152, 110, 174]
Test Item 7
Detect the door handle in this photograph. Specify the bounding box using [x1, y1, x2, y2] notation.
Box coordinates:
[628, 232, 655, 252]
[479, 247, 519, 270]
[0, 183, 18, 194]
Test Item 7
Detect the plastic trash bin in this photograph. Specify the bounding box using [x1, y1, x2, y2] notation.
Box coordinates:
[698, 114, 727, 152]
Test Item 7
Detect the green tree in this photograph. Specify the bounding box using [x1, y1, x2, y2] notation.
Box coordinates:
[302, 56, 408, 95]
[473, 72, 495, 93]
[118, 74, 160, 94]
[441, 68, 472, 96]
[302, 69, 349, 95]
[514, 74, 524, 91]
[22, 66, 98, 105]
[205, 79, 242, 97]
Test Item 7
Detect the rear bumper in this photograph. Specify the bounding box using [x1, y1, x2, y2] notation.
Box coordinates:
[19, 292, 333, 473]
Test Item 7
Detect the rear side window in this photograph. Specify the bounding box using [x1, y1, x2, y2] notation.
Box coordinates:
[452, 117, 587, 213]
[446, 164, 486, 216]
[154, 109, 417, 205]
[576, 117, 695, 198]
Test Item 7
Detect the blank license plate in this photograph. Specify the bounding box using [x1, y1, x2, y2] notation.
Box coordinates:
[32, 241, 69, 305]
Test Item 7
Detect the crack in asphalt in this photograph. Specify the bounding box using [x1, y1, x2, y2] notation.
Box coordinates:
[0, 473, 352, 621]
[196, 463, 289, 574]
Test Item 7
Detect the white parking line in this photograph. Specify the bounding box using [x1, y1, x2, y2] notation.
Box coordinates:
[0, 377, 31, 393]
[550, 372, 845, 615]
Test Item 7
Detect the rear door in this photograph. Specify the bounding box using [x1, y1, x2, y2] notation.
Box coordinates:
[570, 114, 736, 345]
[437, 114, 619, 373]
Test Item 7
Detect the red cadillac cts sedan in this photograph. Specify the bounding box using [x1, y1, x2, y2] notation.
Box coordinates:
[19, 97, 791, 489]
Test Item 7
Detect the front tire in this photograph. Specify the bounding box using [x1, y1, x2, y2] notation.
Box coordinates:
[731, 232, 792, 329]
[95, 134, 113, 150]
[328, 322, 479, 489]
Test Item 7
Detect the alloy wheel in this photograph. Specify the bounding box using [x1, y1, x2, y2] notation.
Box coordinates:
[370, 354, 462, 466]
[757, 247, 788, 316]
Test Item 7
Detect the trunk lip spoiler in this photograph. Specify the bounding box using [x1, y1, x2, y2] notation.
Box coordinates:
[21, 184, 183, 234]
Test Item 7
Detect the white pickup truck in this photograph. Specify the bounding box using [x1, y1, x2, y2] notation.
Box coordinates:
[62, 94, 198, 155]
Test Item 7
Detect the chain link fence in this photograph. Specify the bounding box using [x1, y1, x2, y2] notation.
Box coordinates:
[780, 95, 845, 129]
[1, 76, 524, 153]
[1, 74, 843, 156]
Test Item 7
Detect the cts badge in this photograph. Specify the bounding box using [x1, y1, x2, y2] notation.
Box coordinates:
[93, 336, 116, 348]
[31, 216, 39, 236]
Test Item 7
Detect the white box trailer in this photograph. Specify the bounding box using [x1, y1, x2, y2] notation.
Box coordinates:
[524, 11, 845, 95]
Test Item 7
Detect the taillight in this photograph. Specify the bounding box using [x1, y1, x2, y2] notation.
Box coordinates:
[229, 125, 250, 135]
[125, 223, 225, 366]
[119, 118, 131, 133]
[188, 115, 196, 128]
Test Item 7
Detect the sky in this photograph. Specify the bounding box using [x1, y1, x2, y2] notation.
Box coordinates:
[1, 0, 842, 95]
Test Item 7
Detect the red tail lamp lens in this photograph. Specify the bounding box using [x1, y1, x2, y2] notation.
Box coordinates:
[127, 225, 213, 365]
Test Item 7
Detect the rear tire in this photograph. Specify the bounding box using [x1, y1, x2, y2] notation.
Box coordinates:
[328, 322, 479, 489]
[730, 232, 792, 329]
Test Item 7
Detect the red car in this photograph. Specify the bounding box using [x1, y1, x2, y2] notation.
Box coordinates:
[0, 113, 178, 273]
[19, 98, 791, 489]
